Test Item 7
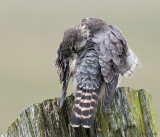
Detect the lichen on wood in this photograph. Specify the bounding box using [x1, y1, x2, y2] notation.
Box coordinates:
[1, 87, 159, 137]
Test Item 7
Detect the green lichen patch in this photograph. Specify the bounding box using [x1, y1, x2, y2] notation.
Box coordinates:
[138, 89, 159, 137]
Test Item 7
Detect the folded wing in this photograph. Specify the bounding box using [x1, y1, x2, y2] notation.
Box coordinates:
[93, 25, 129, 112]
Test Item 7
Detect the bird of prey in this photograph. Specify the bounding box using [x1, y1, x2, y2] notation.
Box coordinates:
[55, 18, 138, 128]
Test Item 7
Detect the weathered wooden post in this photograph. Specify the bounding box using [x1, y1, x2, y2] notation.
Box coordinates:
[1, 87, 159, 137]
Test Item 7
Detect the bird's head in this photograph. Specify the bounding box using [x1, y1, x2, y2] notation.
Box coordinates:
[60, 26, 87, 58]
[55, 26, 88, 83]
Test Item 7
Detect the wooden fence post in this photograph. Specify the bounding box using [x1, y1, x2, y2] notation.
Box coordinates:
[1, 87, 159, 137]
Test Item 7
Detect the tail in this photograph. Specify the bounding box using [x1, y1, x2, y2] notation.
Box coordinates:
[70, 89, 99, 128]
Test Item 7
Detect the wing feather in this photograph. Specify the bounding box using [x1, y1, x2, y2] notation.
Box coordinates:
[101, 74, 119, 113]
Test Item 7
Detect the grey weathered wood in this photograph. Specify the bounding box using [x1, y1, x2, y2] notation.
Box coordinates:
[1, 87, 159, 137]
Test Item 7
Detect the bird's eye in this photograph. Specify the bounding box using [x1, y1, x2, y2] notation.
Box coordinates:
[72, 47, 76, 52]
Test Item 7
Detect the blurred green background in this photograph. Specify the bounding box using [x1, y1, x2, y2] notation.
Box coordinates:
[0, 0, 160, 134]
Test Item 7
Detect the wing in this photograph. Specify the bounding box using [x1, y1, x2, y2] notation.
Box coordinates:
[92, 24, 128, 113]
[101, 74, 119, 113]
[55, 48, 70, 108]
[70, 42, 103, 128]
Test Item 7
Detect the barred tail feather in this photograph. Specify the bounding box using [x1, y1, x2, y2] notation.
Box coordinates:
[70, 89, 98, 128]
[70, 90, 82, 127]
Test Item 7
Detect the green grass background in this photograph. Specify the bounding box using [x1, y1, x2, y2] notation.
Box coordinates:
[0, 0, 160, 134]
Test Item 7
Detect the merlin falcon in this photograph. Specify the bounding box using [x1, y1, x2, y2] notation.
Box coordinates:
[55, 18, 138, 128]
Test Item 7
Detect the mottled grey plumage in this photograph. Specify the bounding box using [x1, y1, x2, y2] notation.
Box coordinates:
[55, 18, 138, 128]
